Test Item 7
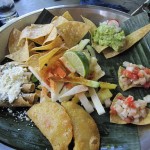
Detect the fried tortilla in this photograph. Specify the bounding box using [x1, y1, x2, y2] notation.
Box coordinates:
[118, 64, 150, 91]
[8, 28, 21, 54]
[92, 43, 108, 53]
[62, 101, 100, 150]
[118, 66, 135, 91]
[31, 36, 63, 51]
[62, 11, 74, 21]
[110, 93, 150, 125]
[0, 96, 37, 107]
[18, 24, 54, 45]
[81, 16, 97, 36]
[103, 23, 150, 59]
[57, 21, 90, 48]
[6, 39, 30, 62]
[27, 101, 73, 150]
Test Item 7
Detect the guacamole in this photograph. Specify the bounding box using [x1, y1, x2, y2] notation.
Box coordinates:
[93, 22, 125, 51]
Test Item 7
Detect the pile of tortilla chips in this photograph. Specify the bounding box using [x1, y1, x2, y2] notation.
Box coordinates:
[6, 11, 90, 68]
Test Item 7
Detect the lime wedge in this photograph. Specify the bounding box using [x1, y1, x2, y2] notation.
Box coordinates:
[64, 51, 89, 77]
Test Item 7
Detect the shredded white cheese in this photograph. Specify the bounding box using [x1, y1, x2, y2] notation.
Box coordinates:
[0, 63, 29, 103]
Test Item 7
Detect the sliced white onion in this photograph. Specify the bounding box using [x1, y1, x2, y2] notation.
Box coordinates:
[89, 88, 105, 115]
[143, 95, 150, 103]
[123, 61, 130, 67]
[58, 85, 72, 102]
[59, 85, 88, 98]
[126, 66, 134, 72]
[120, 109, 128, 118]
[51, 81, 64, 102]
[104, 99, 112, 108]
[139, 78, 146, 85]
[77, 92, 94, 113]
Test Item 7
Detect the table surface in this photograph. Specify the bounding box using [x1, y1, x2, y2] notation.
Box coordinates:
[0, 0, 146, 149]
[14, 0, 145, 16]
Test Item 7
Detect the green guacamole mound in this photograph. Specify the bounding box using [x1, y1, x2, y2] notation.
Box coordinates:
[93, 23, 126, 51]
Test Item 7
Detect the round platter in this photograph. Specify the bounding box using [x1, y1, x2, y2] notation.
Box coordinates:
[0, 5, 150, 150]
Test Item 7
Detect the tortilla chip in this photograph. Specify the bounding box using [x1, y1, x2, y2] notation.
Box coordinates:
[28, 42, 36, 50]
[92, 43, 108, 53]
[110, 93, 150, 125]
[6, 40, 29, 62]
[27, 102, 73, 150]
[62, 101, 100, 150]
[28, 42, 38, 55]
[8, 28, 22, 54]
[31, 36, 63, 51]
[47, 52, 65, 68]
[26, 53, 46, 68]
[62, 11, 74, 21]
[118, 66, 140, 91]
[40, 86, 52, 103]
[52, 16, 68, 27]
[135, 109, 150, 125]
[39, 47, 62, 69]
[58, 21, 90, 48]
[103, 23, 150, 59]
[81, 16, 97, 35]
[43, 26, 57, 45]
[50, 75, 100, 88]
[31, 36, 45, 45]
[51, 16, 58, 22]
[18, 24, 54, 45]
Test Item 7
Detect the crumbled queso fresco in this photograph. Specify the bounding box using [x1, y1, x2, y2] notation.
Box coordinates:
[0, 62, 29, 103]
[7, 108, 30, 122]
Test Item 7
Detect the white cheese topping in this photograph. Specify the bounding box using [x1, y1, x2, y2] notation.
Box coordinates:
[0, 64, 29, 103]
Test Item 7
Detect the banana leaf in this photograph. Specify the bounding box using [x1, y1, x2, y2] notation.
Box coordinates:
[99, 12, 150, 98]
[96, 12, 150, 150]
[34, 8, 54, 24]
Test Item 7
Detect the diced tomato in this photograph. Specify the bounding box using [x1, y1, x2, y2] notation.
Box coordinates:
[110, 106, 117, 115]
[49, 79, 57, 90]
[116, 95, 125, 100]
[123, 70, 138, 80]
[55, 67, 66, 78]
[133, 67, 140, 74]
[65, 83, 74, 89]
[124, 117, 132, 123]
[131, 74, 139, 80]
[125, 96, 136, 108]
[138, 71, 144, 78]
[144, 68, 150, 74]
[123, 70, 139, 80]
[144, 82, 150, 89]
[122, 70, 131, 76]
[126, 96, 134, 101]
[48, 72, 54, 78]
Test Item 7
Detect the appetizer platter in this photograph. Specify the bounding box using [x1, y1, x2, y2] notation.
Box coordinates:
[0, 5, 150, 150]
